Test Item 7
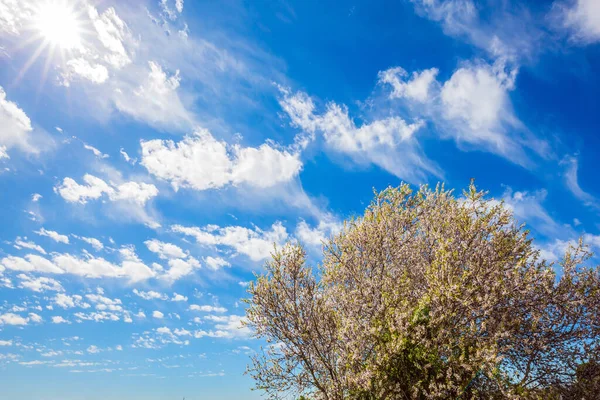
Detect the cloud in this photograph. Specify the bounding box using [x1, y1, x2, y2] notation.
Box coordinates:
[171, 293, 187, 302]
[379, 61, 547, 166]
[111, 61, 195, 131]
[562, 155, 598, 208]
[204, 256, 230, 271]
[409, 0, 544, 60]
[133, 289, 168, 301]
[34, 228, 69, 244]
[555, 0, 600, 44]
[17, 274, 63, 292]
[141, 129, 302, 191]
[13, 237, 46, 254]
[0, 313, 29, 326]
[378, 67, 439, 102]
[82, 143, 109, 159]
[172, 221, 288, 262]
[279, 89, 440, 183]
[295, 218, 342, 248]
[0, 86, 39, 155]
[51, 316, 71, 324]
[62, 58, 109, 85]
[196, 315, 252, 339]
[144, 239, 187, 260]
[189, 305, 227, 313]
[161, 257, 200, 282]
[75, 236, 104, 251]
[55, 174, 158, 206]
[152, 310, 164, 319]
[54, 293, 91, 309]
[1, 251, 156, 283]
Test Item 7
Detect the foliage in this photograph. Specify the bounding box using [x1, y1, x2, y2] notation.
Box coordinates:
[245, 183, 600, 399]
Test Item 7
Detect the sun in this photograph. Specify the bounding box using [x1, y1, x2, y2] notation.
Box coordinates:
[34, 1, 83, 50]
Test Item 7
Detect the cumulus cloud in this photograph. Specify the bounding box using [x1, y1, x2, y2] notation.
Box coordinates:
[1, 251, 156, 283]
[172, 221, 288, 262]
[204, 256, 230, 271]
[171, 293, 187, 302]
[51, 316, 71, 324]
[144, 239, 187, 259]
[378, 61, 546, 166]
[0, 313, 27, 325]
[55, 174, 158, 206]
[17, 274, 63, 292]
[152, 310, 164, 319]
[0, 86, 39, 155]
[378, 67, 439, 102]
[133, 289, 167, 301]
[141, 129, 302, 191]
[189, 304, 227, 313]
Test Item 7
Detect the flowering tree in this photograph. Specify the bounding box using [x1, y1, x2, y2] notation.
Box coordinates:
[245, 183, 600, 399]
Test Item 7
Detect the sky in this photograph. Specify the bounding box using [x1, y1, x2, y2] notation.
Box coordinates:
[0, 0, 599, 398]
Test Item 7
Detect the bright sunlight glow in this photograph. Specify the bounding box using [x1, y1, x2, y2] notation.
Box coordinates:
[35, 2, 82, 50]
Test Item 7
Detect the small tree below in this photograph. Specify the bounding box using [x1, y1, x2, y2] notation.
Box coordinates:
[245, 183, 600, 399]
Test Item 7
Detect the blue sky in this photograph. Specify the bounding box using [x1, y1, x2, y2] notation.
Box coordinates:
[0, 0, 599, 398]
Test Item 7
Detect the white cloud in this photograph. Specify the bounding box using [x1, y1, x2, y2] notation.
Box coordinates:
[120, 148, 136, 164]
[172, 221, 288, 262]
[51, 316, 71, 324]
[1, 254, 64, 274]
[152, 310, 164, 319]
[133, 289, 167, 301]
[496, 188, 561, 237]
[83, 143, 109, 159]
[112, 61, 194, 131]
[34, 228, 69, 244]
[62, 58, 109, 85]
[378, 67, 439, 102]
[0, 313, 29, 325]
[197, 315, 252, 339]
[204, 256, 230, 271]
[161, 257, 200, 281]
[279, 89, 439, 183]
[0, 86, 38, 155]
[175, 0, 184, 13]
[295, 218, 341, 248]
[87, 345, 101, 354]
[409, 0, 542, 60]
[0, 340, 13, 346]
[31, 193, 42, 202]
[28, 313, 42, 323]
[55, 174, 158, 206]
[171, 293, 187, 302]
[77, 236, 104, 251]
[87, 6, 132, 68]
[14, 237, 46, 254]
[189, 305, 227, 313]
[2, 251, 156, 283]
[562, 155, 598, 208]
[558, 0, 600, 44]
[17, 274, 63, 292]
[144, 239, 187, 259]
[379, 62, 544, 166]
[54, 293, 90, 309]
[141, 129, 302, 191]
